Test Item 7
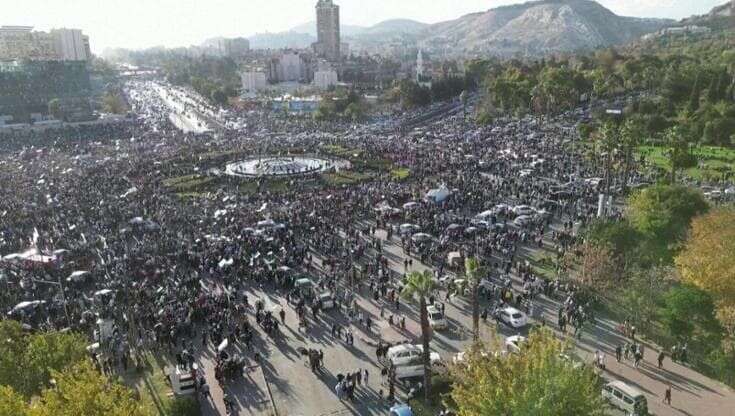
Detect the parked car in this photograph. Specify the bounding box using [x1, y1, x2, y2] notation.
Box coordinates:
[512, 205, 536, 216]
[387, 344, 444, 380]
[427, 305, 447, 330]
[318, 292, 335, 309]
[514, 215, 534, 227]
[499, 306, 528, 328]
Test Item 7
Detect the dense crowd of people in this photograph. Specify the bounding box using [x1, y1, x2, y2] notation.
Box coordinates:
[0, 79, 682, 413]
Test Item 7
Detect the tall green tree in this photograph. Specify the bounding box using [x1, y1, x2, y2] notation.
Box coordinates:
[450, 329, 609, 416]
[661, 285, 722, 343]
[662, 126, 697, 184]
[28, 361, 150, 416]
[400, 270, 438, 401]
[0, 320, 87, 398]
[620, 117, 644, 192]
[627, 184, 708, 262]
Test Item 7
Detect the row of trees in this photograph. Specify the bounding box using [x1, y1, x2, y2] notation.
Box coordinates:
[476, 35, 735, 147]
[578, 184, 735, 385]
[162, 56, 240, 106]
[314, 90, 366, 121]
[388, 75, 473, 109]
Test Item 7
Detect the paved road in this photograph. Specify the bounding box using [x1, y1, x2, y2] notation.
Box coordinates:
[191, 226, 735, 416]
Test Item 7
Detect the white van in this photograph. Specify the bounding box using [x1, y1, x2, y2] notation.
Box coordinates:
[427, 305, 447, 330]
[602, 381, 648, 416]
[387, 344, 443, 380]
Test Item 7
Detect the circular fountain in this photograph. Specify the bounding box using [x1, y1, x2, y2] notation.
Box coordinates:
[225, 156, 350, 178]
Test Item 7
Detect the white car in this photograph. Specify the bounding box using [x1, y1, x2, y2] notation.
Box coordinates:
[399, 223, 420, 235]
[427, 305, 447, 330]
[318, 292, 335, 309]
[387, 344, 443, 379]
[505, 335, 527, 354]
[534, 209, 552, 220]
[470, 218, 490, 229]
[512, 205, 536, 216]
[387, 344, 424, 366]
[585, 177, 603, 187]
[514, 215, 534, 227]
[499, 307, 528, 328]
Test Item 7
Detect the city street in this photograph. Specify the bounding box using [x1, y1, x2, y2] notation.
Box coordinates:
[192, 226, 735, 416]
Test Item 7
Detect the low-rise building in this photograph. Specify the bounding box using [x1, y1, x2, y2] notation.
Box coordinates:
[313, 69, 338, 89]
[241, 71, 268, 93]
[0, 26, 90, 61]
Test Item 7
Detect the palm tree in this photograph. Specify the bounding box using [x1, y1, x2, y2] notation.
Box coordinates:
[663, 125, 697, 184]
[400, 270, 438, 402]
[620, 118, 643, 193]
[464, 257, 482, 341]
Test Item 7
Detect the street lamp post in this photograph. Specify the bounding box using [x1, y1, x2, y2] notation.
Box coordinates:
[32, 277, 71, 328]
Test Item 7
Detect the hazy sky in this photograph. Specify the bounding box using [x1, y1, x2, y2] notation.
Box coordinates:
[3, 0, 726, 53]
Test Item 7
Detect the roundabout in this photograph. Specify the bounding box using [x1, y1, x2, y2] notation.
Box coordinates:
[225, 156, 350, 178]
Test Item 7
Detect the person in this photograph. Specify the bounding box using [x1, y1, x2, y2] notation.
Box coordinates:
[279, 308, 286, 325]
[681, 343, 688, 363]
[615, 345, 622, 362]
[223, 393, 235, 414]
[664, 385, 672, 405]
[658, 350, 665, 368]
[200, 380, 211, 401]
[363, 368, 369, 385]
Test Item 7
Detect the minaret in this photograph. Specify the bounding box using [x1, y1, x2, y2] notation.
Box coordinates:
[416, 49, 424, 83]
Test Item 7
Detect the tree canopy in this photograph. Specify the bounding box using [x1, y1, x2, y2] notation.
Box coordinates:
[26, 361, 150, 416]
[627, 184, 708, 261]
[0, 320, 88, 398]
[449, 329, 608, 416]
[676, 207, 735, 309]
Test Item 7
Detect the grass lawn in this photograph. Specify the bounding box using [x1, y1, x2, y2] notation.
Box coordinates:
[529, 250, 559, 280]
[320, 144, 363, 159]
[120, 352, 200, 416]
[163, 174, 220, 193]
[322, 171, 372, 187]
[637, 145, 735, 181]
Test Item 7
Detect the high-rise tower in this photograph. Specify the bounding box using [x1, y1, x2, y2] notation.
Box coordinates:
[314, 0, 340, 61]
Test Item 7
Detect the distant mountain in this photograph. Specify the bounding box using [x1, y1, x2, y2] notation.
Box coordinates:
[249, 19, 428, 50]
[419, 0, 673, 57]
[358, 19, 429, 35]
[247, 1, 672, 56]
[706, 1, 734, 17]
[681, 1, 734, 28]
[288, 22, 367, 37]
